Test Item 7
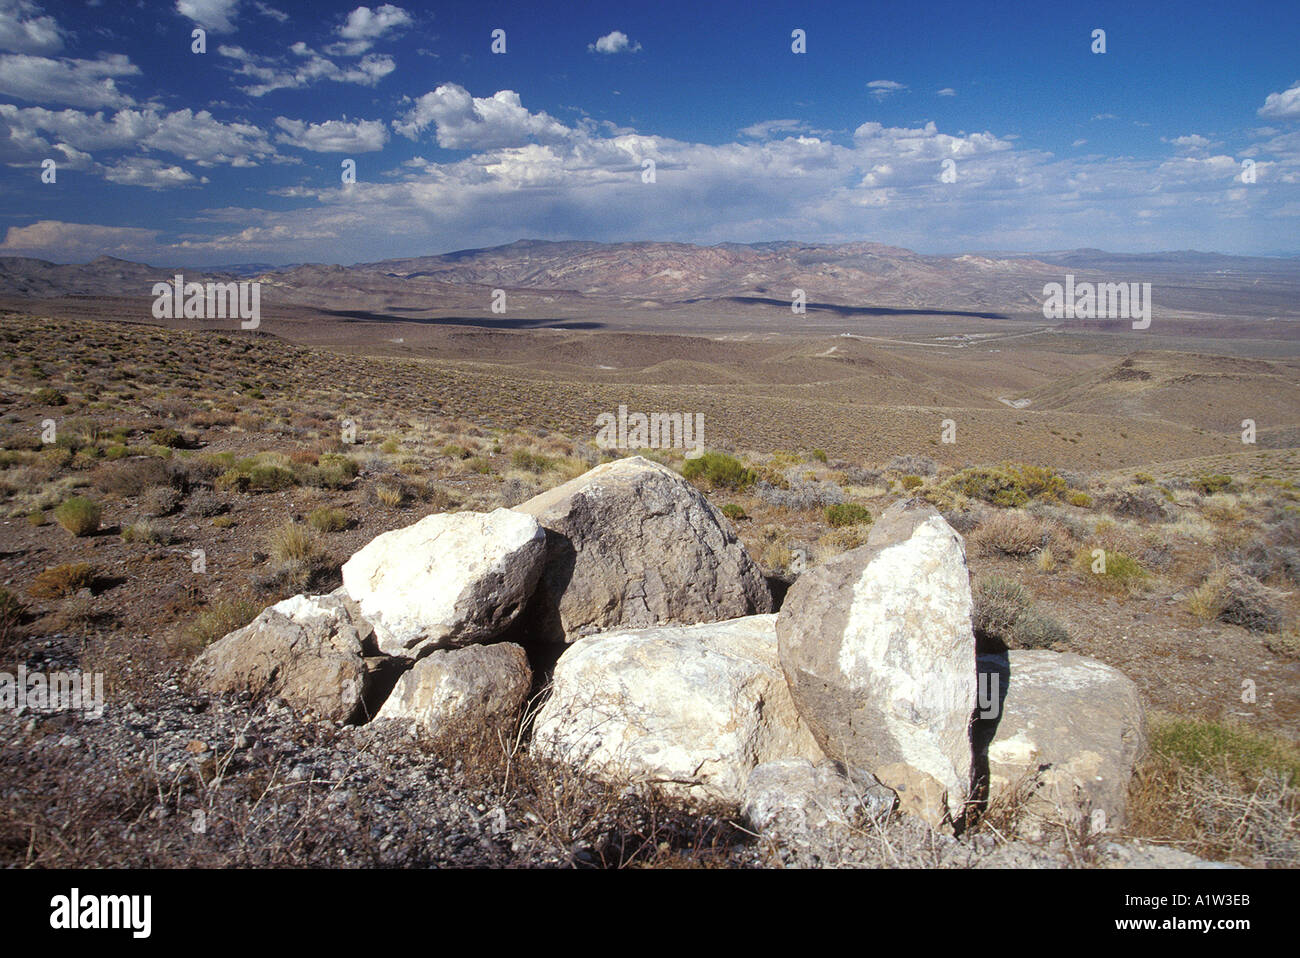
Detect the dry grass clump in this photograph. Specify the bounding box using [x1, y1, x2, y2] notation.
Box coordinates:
[52, 495, 101, 536]
[308, 506, 350, 532]
[971, 574, 1070, 650]
[120, 519, 173, 544]
[970, 510, 1064, 557]
[1128, 714, 1299, 866]
[177, 596, 263, 655]
[28, 562, 97, 599]
[1186, 566, 1285, 632]
[1073, 545, 1150, 595]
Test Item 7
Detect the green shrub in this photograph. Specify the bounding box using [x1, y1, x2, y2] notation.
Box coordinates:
[247, 464, 295, 491]
[308, 507, 350, 532]
[1194, 474, 1235, 495]
[1068, 490, 1093, 508]
[943, 466, 1029, 508]
[1075, 547, 1149, 592]
[53, 496, 101, 536]
[182, 597, 262, 651]
[151, 427, 188, 449]
[681, 451, 756, 491]
[810, 449, 828, 463]
[825, 502, 873, 528]
[32, 387, 66, 406]
[511, 449, 555, 474]
[900, 474, 924, 491]
[214, 469, 251, 493]
[1149, 716, 1300, 786]
[721, 503, 747, 521]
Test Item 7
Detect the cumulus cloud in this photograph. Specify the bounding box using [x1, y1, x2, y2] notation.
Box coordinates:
[739, 119, 829, 139]
[867, 80, 907, 100]
[0, 0, 62, 54]
[393, 84, 571, 148]
[588, 31, 640, 54]
[0, 220, 162, 257]
[1259, 82, 1300, 120]
[103, 156, 200, 188]
[0, 103, 276, 165]
[175, 0, 240, 34]
[0, 52, 138, 108]
[331, 4, 411, 54]
[219, 43, 395, 96]
[275, 116, 388, 152]
[1164, 133, 1216, 152]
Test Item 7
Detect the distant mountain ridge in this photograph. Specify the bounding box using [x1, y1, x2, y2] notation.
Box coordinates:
[2, 240, 1298, 318]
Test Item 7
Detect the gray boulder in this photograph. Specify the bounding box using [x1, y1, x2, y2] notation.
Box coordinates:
[986, 650, 1147, 835]
[189, 590, 384, 723]
[341, 508, 546, 657]
[375, 642, 532, 737]
[514, 456, 772, 643]
[743, 758, 896, 837]
[777, 500, 977, 822]
[532, 615, 823, 802]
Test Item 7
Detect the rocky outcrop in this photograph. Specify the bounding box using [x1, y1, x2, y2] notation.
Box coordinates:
[743, 758, 895, 837]
[188, 590, 386, 724]
[985, 650, 1147, 835]
[375, 642, 532, 737]
[341, 508, 546, 657]
[514, 456, 772, 643]
[777, 500, 976, 822]
[531, 615, 823, 802]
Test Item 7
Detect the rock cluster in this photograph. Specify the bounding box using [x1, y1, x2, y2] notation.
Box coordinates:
[190, 456, 1147, 842]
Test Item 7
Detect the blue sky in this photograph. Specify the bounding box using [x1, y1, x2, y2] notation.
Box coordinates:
[1, 0, 1298, 264]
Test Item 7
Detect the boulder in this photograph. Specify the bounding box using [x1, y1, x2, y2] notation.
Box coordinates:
[777, 500, 976, 821]
[341, 508, 546, 657]
[985, 650, 1146, 835]
[375, 642, 532, 736]
[189, 590, 384, 723]
[743, 758, 895, 837]
[514, 456, 771, 643]
[532, 615, 823, 802]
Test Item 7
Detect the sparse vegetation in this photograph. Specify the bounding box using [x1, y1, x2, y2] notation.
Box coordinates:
[52, 496, 102, 536]
[824, 502, 872, 528]
[28, 562, 97, 599]
[971, 575, 1070, 649]
[681, 451, 756, 491]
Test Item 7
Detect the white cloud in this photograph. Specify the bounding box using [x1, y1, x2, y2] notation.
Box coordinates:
[333, 4, 411, 54]
[144, 108, 276, 165]
[0, 0, 61, 54]
[1259, 82, 1300, 120]
[936, 87, 956, 97]
[219, 43, 394, 96]
[393, 84, 570, 148]
[275, 116, 388, 152]
[589, 31, 640, 54]
[739, 119, 827, 139]
[103, 156, 200, 188]
[176, 0, 240, 34]
[0, 103, 276, 166]
[867, 79, 907, 100]
[1091, 112, 1117, 121]
[0, 220, 162, 256]
[0, 52, 138, 108]
[1164, 133, 1216, 152]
